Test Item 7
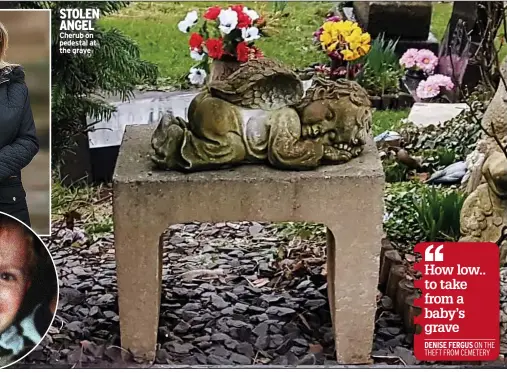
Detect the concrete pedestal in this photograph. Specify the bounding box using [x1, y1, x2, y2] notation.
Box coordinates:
[112, 124, 385, 364]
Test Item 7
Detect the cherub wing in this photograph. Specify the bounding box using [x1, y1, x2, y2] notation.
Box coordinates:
[208, 58, 304, 111]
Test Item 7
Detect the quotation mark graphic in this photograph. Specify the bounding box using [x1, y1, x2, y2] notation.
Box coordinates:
[424, 244, 444, 262]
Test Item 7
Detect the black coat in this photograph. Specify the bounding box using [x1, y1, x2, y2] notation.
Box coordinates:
[0, 65, 39, 180]
[0, 65, 39, 226]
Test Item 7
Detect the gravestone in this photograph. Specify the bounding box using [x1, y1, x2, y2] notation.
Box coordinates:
[439, 2, 481, 93]
[407, 102, 469, 127]
[351, 1, 439, 56]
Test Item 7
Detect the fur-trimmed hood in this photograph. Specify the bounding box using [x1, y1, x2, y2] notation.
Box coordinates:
[0, 65, 25, 84]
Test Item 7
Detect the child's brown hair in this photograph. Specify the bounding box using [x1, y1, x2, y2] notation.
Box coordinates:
[0, 214, 37, 278]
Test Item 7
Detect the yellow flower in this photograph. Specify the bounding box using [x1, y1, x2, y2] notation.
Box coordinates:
[341, 49, 354, 61]
[319, 31, 333, 46]
[341, 48, 361, 61]
[327, 41, 339, 52]
[357, 43, 371, 56]
[361, 32, 371, 44]
[322, 21, 335, 33]
[344, 28, 362, 49]
[318, 19, 371, 60]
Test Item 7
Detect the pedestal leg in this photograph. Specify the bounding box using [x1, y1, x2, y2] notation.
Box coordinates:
[325, 204, 383, 363]
[113, 204, 164, 361]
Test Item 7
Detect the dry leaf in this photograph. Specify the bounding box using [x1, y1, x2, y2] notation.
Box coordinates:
[405, 254, 416, 262]
[252, 278, 270, 288]
[309, 343, 323, 354]
[297, 313, 311, 331]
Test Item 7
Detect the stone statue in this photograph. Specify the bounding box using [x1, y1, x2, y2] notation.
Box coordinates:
[151, 59, 372, 172]
[460, 55, 507, 265]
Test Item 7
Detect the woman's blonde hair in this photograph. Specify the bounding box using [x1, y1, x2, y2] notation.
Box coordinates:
[0, 22, 18, 69]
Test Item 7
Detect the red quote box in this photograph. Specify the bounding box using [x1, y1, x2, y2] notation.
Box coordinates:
[413, 242, 500, 361]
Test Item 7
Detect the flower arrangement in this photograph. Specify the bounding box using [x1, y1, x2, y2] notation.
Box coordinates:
[399, 48, 438, 75]
[178, 4, 266, 85]
[313, 16, 371, 79]
[399, 48, 455, 101]
[416, 74, 454, 100]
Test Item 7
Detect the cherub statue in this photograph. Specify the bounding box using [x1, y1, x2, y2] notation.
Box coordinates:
[460, 55, 507, 265]
[151, 58, 372, 172]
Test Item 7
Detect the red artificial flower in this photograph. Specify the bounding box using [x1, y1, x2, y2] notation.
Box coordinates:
[189, 33, 204, 50]
[236, 11, 252, 28]
[236, 41, 249, 62]
[206, 38, 224, 59]
[229, 4, 251, 28]
[230, 4, 244, 12]
[204, 6, 221, 20]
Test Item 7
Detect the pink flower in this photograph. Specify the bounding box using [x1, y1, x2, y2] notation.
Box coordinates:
[415, 49, 438, 74]
[399, 48, 419, 69]
[426, 74, 454, 90]
[416, 80, 440, 99]
[416, 74, 454, 99]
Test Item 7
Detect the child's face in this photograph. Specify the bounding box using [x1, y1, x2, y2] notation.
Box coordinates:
[0, 228, 31, 334]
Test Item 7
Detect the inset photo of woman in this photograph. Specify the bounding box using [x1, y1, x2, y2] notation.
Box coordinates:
[0, 212, 57, 368]
[0, 9, 51, 236]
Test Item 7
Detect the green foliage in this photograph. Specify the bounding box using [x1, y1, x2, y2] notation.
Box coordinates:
[383, 158, 409, 183]
[401, 102, 484, 164]
[384, 182, 426, 249]
[357, 34, 403, 96]
[273, 222, 326, 240]
[413, 187, 465, 242]
[371, 108, 409, 136]
[384, 182, 465, 249]
[272, 1, 288, 13]
[7, 1, 159, 166]
[417, 147, 458, 173]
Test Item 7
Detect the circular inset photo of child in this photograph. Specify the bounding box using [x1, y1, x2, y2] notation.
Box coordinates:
[0, 212, 57, 368]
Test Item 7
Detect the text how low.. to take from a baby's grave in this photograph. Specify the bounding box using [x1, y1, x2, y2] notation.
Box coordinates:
[413, 242, 500, 361]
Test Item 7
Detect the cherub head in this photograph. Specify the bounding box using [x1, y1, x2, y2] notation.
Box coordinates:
[297, 77, 372, 163]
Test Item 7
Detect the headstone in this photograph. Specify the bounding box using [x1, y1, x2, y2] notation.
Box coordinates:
[437, 19, 472, 101]
[349, 1, 439, 56]
[407, 102, 469, 127]
[353, 1, 432, 40]
[440, 2, 481, 92]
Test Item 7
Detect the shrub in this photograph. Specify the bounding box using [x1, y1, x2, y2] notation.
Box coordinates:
[357, 34, 403, 96]
[413, 187, 465, 242]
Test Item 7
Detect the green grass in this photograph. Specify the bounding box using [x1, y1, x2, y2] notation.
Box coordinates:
[372, 109, 409, 136]
[431, 2, 453, 41]
[99, 1, 332, 79]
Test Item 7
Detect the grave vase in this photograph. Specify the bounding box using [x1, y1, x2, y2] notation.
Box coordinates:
[209, 58, 241, 83]
[405, 69, 426, 83]
[404, 69, 426, 97]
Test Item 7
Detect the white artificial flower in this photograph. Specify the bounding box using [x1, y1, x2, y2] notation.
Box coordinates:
[241, 27, 260, 42]
[178, 10, 198, 33]
[188, 67, 207, 85]
[190, 49, 205, 61]
[218, 8, 238, 34]
[178, 20, 191, 33]
[185, 10, 199, 24]
[243, 7, 259, 21]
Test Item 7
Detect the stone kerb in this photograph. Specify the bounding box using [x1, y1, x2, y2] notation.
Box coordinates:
[112, 124, 385, 364]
